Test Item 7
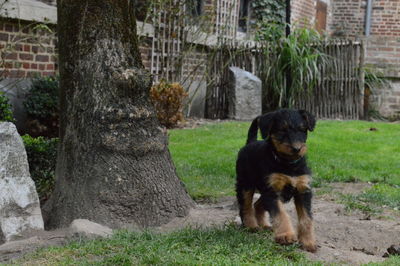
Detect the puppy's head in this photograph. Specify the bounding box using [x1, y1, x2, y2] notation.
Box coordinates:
[259, 109, 316, 160]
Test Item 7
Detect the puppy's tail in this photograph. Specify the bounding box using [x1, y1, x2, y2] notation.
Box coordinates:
[246, 116, 259, 145]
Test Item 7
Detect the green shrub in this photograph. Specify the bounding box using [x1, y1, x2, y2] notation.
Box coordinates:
[0, 91, 14, 122]
[24, 76, 59, 137]
[22, 135, 58, 205]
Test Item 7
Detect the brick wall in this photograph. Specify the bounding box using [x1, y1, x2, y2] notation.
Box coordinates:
[328, 0, 400, 77]
[328, 0, 365, 37]
[181, 45, 208, 80]
[328, 0, 400, 116]
[371, 80, 400, 119]
[291, 0, 316, 27]
[0, 19, 57, 78]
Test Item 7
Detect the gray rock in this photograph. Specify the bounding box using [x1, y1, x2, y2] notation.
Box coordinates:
[227, 67, 262, 120]
[184, 79, 207, 118]
[0, 122, 44, 243]
[69, 219, 113, 239]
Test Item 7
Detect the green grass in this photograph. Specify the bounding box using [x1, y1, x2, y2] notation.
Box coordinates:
[169, 120, 400, 200]
[169, 122, 249, 200]
[308, 121, 400, 186]
[366, 256, 400, 266]
[340, 184, 400, 214]
[360, 184, 400, 210]
[15, 225, 319, 265]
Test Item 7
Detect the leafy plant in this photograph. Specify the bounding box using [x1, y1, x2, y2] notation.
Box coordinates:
[22, 135, 58, 205]
[150, 81, 188, 128]
[363, 66, 391, 120]
[23, 76, 59, 137]
[256, 23, 328, 110]
[0, 91, 14, 122]
[252, 0, 286, 26]
[364, 66, 390, 94]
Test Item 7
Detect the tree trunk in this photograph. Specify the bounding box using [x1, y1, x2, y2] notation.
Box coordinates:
[43, 0, 194, 229]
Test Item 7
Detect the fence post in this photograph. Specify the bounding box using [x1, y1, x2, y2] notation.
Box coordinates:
[359, 40, 366, 120]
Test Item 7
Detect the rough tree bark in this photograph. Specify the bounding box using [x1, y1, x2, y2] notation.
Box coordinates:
[43, 0, 194, 229]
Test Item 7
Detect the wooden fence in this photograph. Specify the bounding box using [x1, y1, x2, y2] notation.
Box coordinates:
[205, 40, 365, 120]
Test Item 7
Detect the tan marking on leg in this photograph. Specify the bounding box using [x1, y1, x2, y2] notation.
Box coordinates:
[241, 190, 258, 229]
[254, 198, 271, 230]
[293, 175, 311, 193]
[268, 173, 293, 192]
[295, 201, 317, 252]
[272, 200, 297, 245]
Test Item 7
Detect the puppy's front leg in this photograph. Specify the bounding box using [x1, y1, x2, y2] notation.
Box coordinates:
[271, 200, 297, 245]
[294, 190, 317, 252]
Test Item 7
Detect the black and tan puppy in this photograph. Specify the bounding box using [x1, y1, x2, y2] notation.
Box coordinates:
[236, 109, 317, 252]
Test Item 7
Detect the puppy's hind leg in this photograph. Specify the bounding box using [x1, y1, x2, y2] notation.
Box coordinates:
[237, 188, 258, 230]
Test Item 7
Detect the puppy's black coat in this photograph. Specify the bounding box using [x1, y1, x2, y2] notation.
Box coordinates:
[236, 109, 317, 252]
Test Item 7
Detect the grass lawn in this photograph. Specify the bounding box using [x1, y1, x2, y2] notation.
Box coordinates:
[169, 120, 400, 207]
[16, 226, 319, 265]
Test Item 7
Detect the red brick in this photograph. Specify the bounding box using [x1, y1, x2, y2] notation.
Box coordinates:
[27, 71, 40, 78]
[0, 33, 8, 41]
[39, 64, 45, 70]
[23, 63, 30, 69]
[4, 53, 17, 60]
[4, 24, 14, 32]
[14, 44, 23, 51]
[23, 45, 30, 52]
[46, 64, 54, 70]
[32, 46, 39, 53]
[36, 55, 49, 62]
[19, 53, 34, 61]
[42, 71, 55, 76]
[31, 63, 38, 69]
[8, 70, 26, 78]
[379, 47, 394, 52]
[3, 62, 13, 69]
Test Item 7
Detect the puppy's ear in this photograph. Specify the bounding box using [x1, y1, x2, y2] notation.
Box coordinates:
[258, 112, 276, 139]
[299, 110, 316, 131]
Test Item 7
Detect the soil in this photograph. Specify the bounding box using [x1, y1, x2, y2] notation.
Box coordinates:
[1, 183, 399, 265]
[159, 182, 400, 265]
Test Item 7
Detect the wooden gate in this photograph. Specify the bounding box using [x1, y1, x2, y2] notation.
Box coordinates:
[294, 40, 365, 120]
[206, 40, 365, 120]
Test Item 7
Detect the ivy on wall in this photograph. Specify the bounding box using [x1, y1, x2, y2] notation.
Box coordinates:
[251, 0, 286, 25]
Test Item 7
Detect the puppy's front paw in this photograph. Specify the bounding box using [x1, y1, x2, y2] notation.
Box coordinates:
[300, 241, 317, 253]
[274, 231, 297, 245]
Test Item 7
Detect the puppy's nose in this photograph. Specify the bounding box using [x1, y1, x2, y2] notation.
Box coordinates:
[292, 147, 301, 153]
